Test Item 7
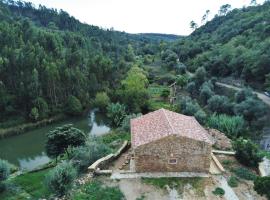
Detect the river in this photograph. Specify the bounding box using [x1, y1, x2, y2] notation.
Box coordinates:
[0, 110, 110, 171]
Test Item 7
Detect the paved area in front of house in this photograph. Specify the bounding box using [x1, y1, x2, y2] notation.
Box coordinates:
[111, 171, 209, 179]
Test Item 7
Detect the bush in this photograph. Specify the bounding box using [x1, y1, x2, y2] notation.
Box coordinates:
[178, 96, 201, 116]
[71, 138, 111, 172]
[233, 138, 263, 167]
[0, 159, 10, 192]
[66, 95, 83, 116]
[254, 176, 270, 199]
[45, 162, 77, 197]
[207, 95, 233, 114]
[107, 103, 126, 127]
[212, 187, 225, 196]
[161, 89, 170, 99]
[228, 176, 238, 187]
[235, 88, 256, 103]
[33, 97, 49, 119]
[194, 110, 207, 124]
[207, 114, 245, 138]
[29, 107, 39, 121]
[186, 81, 197, 96]
[233, 167, 257, 180]
[121, 113, 142, 132]
[199, 81, 214, 105]
[72, 181, 124, 200]
[94, 92, 110, 111]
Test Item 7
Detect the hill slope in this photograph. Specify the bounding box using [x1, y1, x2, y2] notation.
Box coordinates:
[172, 2, 270, 89]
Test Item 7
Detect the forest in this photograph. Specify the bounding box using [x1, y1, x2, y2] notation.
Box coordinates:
[1, 0, 270, 199]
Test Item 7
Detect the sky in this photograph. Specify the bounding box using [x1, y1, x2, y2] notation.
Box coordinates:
[28, 0, 265, 35]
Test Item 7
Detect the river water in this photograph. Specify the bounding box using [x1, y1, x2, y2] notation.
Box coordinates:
[0, 110, 110, 171]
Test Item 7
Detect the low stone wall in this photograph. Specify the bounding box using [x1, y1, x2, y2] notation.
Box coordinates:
[88, 140, 130, 173]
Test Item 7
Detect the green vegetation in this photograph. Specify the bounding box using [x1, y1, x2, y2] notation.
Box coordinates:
[45, 162, 77, 197]
[66, 96, 83, 116]
[106, 103, 126, 127]
[0, 159, 10, 192]
[207, 114, 245, 138]
[228, 176, 238, 187]
[70, 137, 111, 172]
[212, 187, 225, 196]
[94, 92, 111, 112]
[72, 181, 124, 200]
[11, 168, 51, 199]
[254, 176, 270, 199]
[142, 177, 204, 196]
[233, 138, 263, 167]
[120, 113, 142, 132]
[233, 167, 257, 181]
[45, 124, 86, 160]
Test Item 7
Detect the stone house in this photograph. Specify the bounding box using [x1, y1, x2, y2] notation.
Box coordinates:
[130, 108, 213, 173]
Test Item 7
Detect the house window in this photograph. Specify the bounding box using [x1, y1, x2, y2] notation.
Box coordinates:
[168, 158, 177, 164]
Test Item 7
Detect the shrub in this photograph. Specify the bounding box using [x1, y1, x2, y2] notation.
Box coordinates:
[199, 81, 214, 105]
[254, 176, 270, 199]
[178, 96, 200, 116]
[121, 113, 142, 132]
[107, 103, 126, 127]
[207, 114, 245, 138]
[66, 95, 83, 116]
[186, 81, 197, 96]
[193, 67, 207, 86]
[176, 74, 188, 88]
[0, 159, 10, 192]
[29, 107, 39, 121]
[161, 89, 170, 99]
[71, 138, 111, 172]
[233, 138, 263, 167]
[94, 92, 110, 111]
[228, 176, 238, 187]
[207, 95, 233, 114]
[194, 110, 207, 124]
[235, 88, 256, 103]
[212, 187, 225, 196]
[72, 181, 124, 200]
[45, 162, 77, 197]
[233, 167, 257, 180]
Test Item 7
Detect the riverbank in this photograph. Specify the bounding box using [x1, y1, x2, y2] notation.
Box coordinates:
[0, 114, 67, 139]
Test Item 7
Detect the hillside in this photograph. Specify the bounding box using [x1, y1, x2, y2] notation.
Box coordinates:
[172, 1, 270, 90]
[0, 0, 172, 123]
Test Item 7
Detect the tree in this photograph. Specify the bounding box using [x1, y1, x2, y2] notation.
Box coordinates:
[219, 4, 232, 16]
[176, 75, 188, 88]
[121, 113, 142, 132]
[45, 124, 86, 159]
[190, 20, 198, 30]
[201, 10, 210, 24]
[119, 66, 149, 112]
[33, 97, 49, 119]
[94, 92, 110, 112]
[233, 137, 263, 167]
[200, 81, 215, 105]
[186, 81, 197, 97]
[207, 95, 233, 114]
[106, 103, 126, 127]
[234, 97, 267, 125]
[0, 159, 10, 192]
[193, 67, 207, 86]
[125, 44, 135, 62]
[254, 176, 270, 199]
[250, 0, 257, 6]
[66, 95, 83, 116]
[45, 162, 77, 197]
[194, 110, 207, 124]
[234, 88, 256, 103]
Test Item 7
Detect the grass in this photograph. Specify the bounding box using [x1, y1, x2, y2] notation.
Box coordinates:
[142, 177, 204, 196]
[72, 181, 124, 200]
[148, 85, 168, 98]
[8, 168, 51, 199]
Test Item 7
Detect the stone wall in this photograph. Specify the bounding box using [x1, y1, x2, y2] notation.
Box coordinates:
[134, 135, 211, 173]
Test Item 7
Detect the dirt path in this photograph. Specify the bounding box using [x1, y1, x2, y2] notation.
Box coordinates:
[213, 175, 239, 200]
[216, 82, 270, 106]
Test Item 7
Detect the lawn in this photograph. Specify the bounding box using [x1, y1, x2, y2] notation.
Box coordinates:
[0, 168, 52, 200]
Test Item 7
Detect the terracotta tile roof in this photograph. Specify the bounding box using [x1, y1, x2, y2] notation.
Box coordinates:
[131, 108, 212, 148]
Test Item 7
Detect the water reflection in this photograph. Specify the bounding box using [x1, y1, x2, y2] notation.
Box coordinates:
[0, 110, 110, 170]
